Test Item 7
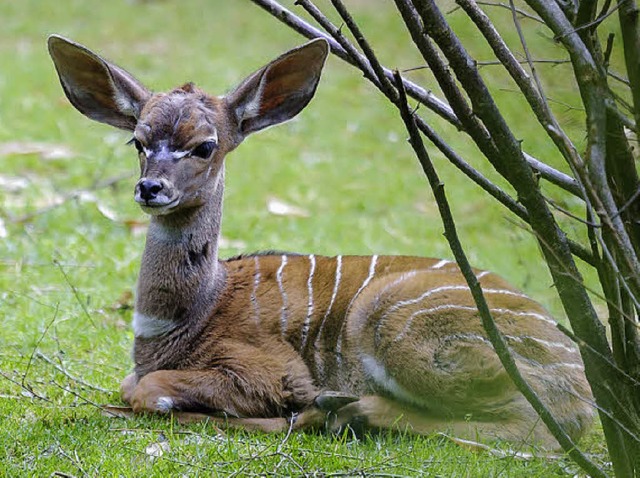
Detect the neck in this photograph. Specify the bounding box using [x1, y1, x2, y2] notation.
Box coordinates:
[135, 168, 226, 325]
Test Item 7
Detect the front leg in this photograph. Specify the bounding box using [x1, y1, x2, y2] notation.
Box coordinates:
[120, 372, 138, 405]
[127, 339, 318, 418]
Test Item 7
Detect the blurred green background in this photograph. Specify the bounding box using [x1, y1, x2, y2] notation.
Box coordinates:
[0, 0, 608, 475]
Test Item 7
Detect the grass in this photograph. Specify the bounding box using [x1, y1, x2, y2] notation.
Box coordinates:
[0, 0, 615, 475]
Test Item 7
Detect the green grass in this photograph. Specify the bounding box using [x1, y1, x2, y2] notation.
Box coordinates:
[0, 0, 614, 475]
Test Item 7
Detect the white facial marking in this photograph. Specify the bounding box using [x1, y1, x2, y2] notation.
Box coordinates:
[300, 254, 316, 350]
[276, 255, 289, 337]
[171, 150, 190, 160]
[132, 311, 179, 338]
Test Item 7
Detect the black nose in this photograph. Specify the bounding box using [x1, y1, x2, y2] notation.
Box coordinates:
[138, 179, 164, 201]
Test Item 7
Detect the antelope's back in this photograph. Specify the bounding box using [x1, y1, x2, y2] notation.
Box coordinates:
[221, 253, 585, 388]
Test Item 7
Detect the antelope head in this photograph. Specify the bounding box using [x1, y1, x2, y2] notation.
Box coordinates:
[47, 35, 329, 218]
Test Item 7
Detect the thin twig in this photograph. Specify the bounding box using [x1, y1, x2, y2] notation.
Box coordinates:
[475, 0, 544, 23]
[556, 0, 624, 40]
[545, 197, 601, 227]
[0, 370, 50, 402]
[36, 352, 111, 393]
[53, 259, 96, 328]
[391, 69, 605, 478]
[403, 58, 571, 71]
[22, 303, 59, 389]
[50, 380, 115, 414]
[253, 0, 584, 200]
[11, 172, 132, 224]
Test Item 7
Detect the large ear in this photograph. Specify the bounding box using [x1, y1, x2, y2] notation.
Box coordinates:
[47, 35, 151, 131]
[225, 39, 329, 141]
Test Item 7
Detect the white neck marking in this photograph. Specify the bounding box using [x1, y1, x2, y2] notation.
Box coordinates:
[133, 311, 179, 338]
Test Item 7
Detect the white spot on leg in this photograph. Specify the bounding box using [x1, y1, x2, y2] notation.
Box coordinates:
[155, 396, 175, 413]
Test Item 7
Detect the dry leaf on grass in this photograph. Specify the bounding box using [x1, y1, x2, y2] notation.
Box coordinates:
[123, 219, 149, 236]
[219, 235, 247, 250]
[442, 434, 563, 460]
[77, 191, 119, 222]
[0, 141, 74, 160]
[0, 175, 29, 192]
[111, 290, 134, 311]
[145, 439, 170, 460]
[267, 197, 310, 217]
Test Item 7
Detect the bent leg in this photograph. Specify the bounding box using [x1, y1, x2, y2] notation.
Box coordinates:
[128, 367, 315, 418]
[328, 395, 560, 449]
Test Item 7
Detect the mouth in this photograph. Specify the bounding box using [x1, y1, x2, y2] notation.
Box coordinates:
[137, 196, 180, 215]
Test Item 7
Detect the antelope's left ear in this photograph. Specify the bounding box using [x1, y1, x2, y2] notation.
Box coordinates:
[225, 38, 329, 142]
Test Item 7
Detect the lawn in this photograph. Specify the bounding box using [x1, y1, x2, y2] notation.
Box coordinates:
[0, 0, 609, 476]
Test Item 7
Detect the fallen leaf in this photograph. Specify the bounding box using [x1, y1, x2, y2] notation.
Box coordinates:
[267, 197, 310, 218]
[441, 434, 562, 460]
[111, 290, 134, 311]
[0, 141, 74, 160]
[102, 405, 135, 419]
[145, 439, 170, 460]
[219, 235, 247, 250]
[123, 219, 148, 236]
[77, 191, 119, 222]
[0, 175, 29, 192]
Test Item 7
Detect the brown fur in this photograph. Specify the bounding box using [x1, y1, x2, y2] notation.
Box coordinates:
[48, 35, 594, 448]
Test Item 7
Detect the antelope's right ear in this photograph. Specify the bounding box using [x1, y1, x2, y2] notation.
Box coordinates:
[225, 38, 329, 144]
[47, 35, 151, 131]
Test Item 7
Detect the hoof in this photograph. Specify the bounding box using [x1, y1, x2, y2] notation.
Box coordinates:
[314, 391, 359, 412]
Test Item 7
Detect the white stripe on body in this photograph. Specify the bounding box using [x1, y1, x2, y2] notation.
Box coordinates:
[389, 305, 577, 353]
[475, 270, 491, 280]
[391, 305, 559, 343]
[374, 285, 528, 346]
[313, 255, 342, 349]
[276, 255, 289, 337]
[300, 254, 316, 350]
[360, 354, 425, 407]
[432, 259, 451, 269]
[336, 255, 378, 360]
[251, 256, 262, 325]
[313, 255, 342, 381]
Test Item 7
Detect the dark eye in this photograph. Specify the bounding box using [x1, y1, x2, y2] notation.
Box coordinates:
[130, 138, 144, 154]
[191, 141, 216, 159]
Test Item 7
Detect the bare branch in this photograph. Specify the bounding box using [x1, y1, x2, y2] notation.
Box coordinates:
[392, 69, 605, 478]
[618, 0, 640, 138]
[251, 0, 460, 127]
